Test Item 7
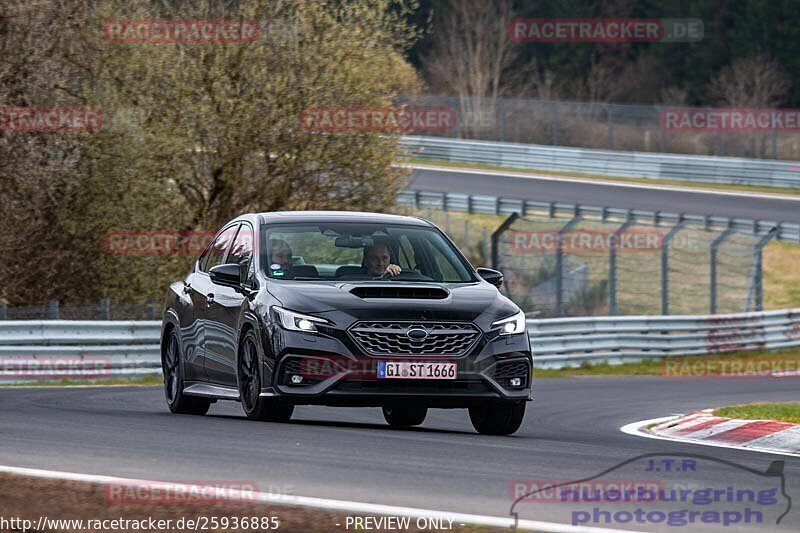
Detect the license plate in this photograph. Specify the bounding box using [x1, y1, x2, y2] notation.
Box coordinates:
[377, 361, 457, 380]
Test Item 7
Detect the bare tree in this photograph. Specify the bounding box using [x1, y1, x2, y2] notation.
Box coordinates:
[708, 53, 790, 157]
[708, 53, 789, 107]
[420, 0, 520, 137]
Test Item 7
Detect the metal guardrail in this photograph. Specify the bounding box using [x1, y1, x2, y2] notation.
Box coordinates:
[0, 321, 161, 381]
[1, 313, 799, 378]
[397, 189, 800, 243]
[528, 308, 800, 368]
[401, 136, 800, 189]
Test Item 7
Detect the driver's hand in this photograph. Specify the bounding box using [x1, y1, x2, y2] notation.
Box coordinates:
[386, 264, 401, 276]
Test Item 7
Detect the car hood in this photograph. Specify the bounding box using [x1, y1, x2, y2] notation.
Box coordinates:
[266, 280, 518, 323]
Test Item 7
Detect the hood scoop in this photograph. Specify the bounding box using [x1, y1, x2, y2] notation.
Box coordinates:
[350, 285, 449, 300]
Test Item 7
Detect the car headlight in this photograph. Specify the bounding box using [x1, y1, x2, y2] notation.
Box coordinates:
[272, 306, 331, 333]
[492, 310, 526, 336]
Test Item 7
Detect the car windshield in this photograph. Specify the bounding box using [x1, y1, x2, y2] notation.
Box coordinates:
[261, 223, 475, 283]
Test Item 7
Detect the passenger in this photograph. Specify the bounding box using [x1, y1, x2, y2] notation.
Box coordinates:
[268, 239, 293, 271]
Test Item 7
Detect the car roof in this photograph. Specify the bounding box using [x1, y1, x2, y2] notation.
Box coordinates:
[251, 211, 433, 227]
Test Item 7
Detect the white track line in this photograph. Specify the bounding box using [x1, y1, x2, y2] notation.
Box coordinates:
[0, 464, 636, 533]
[620, 416, 800, 458]
[400, 163, 800, 202]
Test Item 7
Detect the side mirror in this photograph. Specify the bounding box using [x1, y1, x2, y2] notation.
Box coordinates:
[209, 263, 242, 287]
[477, 267, 503, 288]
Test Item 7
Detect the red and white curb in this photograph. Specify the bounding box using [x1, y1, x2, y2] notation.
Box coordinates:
[621, 410, 800, 457]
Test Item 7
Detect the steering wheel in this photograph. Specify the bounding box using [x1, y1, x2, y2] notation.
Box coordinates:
[377, 269, 433, 281]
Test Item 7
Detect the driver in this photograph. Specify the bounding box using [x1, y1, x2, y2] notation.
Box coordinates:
[363, 242, 401, 277]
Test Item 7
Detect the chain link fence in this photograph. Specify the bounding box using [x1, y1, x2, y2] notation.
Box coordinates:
[495, 213, 771, 317]
[0, 299, 161, 321]
[400, 94, 799, 160]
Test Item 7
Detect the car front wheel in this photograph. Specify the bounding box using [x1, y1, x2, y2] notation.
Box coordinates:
[468, 401, 526, 435]
[238, 329, 294, 422]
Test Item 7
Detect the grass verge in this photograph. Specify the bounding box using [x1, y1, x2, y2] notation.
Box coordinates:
[712, 403, 800, 424]
[402, 157, 800, 197]
[534, 346, 800, 378]
[0, 374, 162, 387]
[0, 472, 502, 533]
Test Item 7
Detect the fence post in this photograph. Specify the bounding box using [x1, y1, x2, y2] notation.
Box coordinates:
[47, 300, 59, 319]
[661, 217, 686, 315]
[498, 97, 506, 142]
[710, 227, 734, 314]
[551, 101, 559, 145]
[100, 298, 110, 320]
[609, 217, 634, 315]
[772, 129, 778, 159]
[749, 228, 778, 311]
[146, 296, 156, 320]
[556, 215, 583, 316]
[491, 213, 520, 270]
[0, 302, 6, 320]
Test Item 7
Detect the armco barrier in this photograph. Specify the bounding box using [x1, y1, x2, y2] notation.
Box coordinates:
[400, 136, 800, 189]
[397, 189, 800, 243]
[529, 308, 800, 368]
[1, 311, 799, 377]
[0, 321, 161, 382]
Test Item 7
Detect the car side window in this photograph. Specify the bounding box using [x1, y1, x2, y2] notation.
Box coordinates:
[199, 224, 239, 273]
[228, 223, 254, 284]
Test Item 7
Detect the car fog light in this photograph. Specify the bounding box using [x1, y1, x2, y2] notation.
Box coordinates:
[290, 375, 303, 384]
[509, 377, 522, 387]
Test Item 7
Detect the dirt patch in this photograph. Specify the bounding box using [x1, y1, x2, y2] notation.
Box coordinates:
[0, 472, 502, 532]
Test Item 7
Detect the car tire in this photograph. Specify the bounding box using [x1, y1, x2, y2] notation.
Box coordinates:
[163, 328, 211, 415]
[238, 329, 294, 422]
[468, 401, 526, 435]
[382, 405, 427, 427]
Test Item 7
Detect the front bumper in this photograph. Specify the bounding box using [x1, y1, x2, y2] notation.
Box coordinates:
[265, 325, 533, 407]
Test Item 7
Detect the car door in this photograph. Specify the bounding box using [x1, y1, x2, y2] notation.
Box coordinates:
[203, 222, 254, 387]
[191, 223, 239, 384]
[179, 264, 209, 383]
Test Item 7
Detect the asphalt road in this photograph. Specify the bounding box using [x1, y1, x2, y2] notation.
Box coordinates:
[408, 166, 800, 223]
[2, 378, 799, 532]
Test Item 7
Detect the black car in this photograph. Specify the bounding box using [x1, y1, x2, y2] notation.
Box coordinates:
[161, 211, 532, 435]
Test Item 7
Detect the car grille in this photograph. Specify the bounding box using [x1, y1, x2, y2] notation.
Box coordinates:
[348, 322, 480, 356]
